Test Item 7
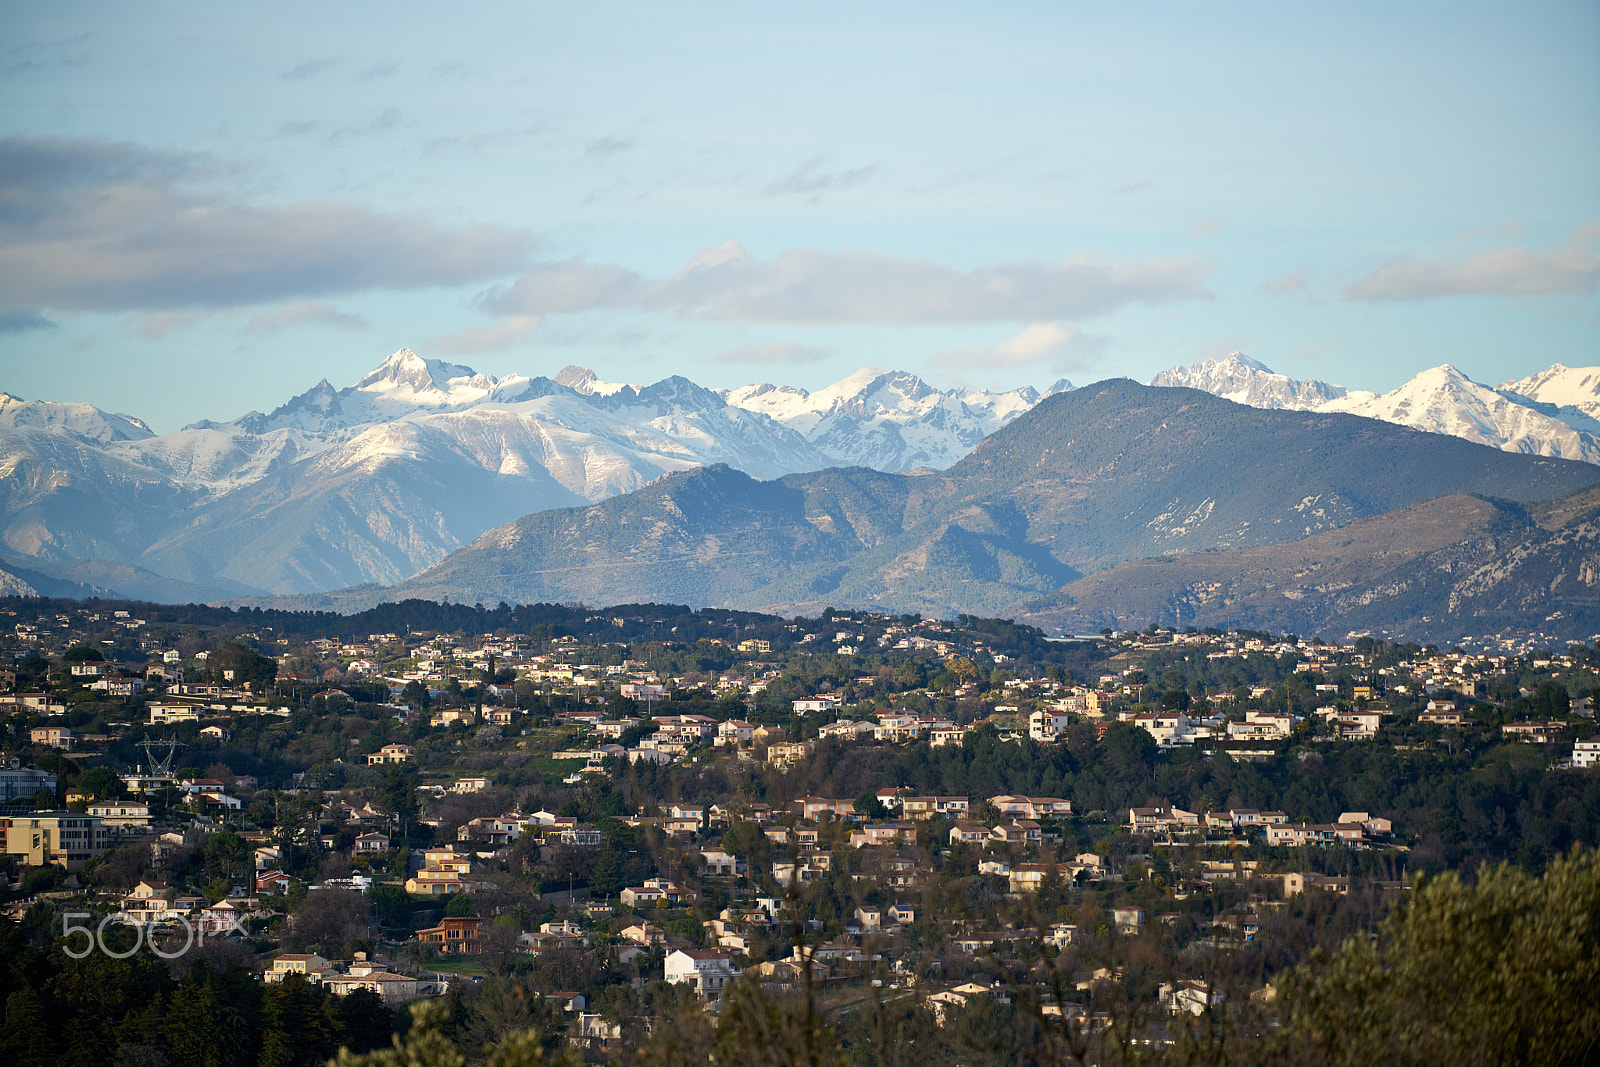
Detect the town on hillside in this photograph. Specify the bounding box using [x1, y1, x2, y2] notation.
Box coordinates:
[1, 595, 1597, 1060]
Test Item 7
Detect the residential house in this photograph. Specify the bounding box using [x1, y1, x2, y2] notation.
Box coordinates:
[1160, 980, 1224, 1016]
[716, 720, 755, 746]
[1028, 708, 1072, 742]
[417, 916, 483, 955]
[149, 704, 200, 725]
[849, 823, 914, 847]
[257, 870, 291, 893]
[354, 832, 390, 853]
[1111, 906, 1146, 934]
[699, 848, 740, 876]
[88, 800, 151, 828]
[29, 726, 76, 749]
[265, 953, 332, 983]
[321, 962, 420, 1005]
[664, 948, 736, 997]
[1502, 721, 1565, 744]
[792, 796, 856, 821]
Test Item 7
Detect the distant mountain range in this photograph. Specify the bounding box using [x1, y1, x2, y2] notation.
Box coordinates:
[277, 382, 1600, 636]
[1153, 353, 1600, 463]
[0, 351, 1046, 598]
[5, 348, 1600, 641]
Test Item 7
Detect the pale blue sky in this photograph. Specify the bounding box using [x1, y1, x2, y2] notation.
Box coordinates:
[2, 2, 1596, 431]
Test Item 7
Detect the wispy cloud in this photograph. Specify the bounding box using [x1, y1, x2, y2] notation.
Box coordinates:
[1189, 213, 1226, 237]
[328, 107, 402, 143]
[0, 137, 534, 315]
[934, 323, 1109, 371]
[482, 240, 1210, 326]
[432, 315, 543, 354]
[137, 311, 205, 340]
[246, 300, 367, 334]
[585, 136, 634, 158]
[280, 58, 336, 81]
[5, 31, 91, 74]
[714, 341, 835, 366]
[764, 157, 877, 200]
[1261, 268, 1312, 295]
[1347, 225, 1600, 300]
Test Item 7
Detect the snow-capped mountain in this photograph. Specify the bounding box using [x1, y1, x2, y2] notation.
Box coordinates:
[1, 350, 839, 596]
[1497, 364, 1600, 434]
[722, 367, 1053, 471]
[1148, 352, 1366, 410]
[1152, 353, 1600, 466]
[1319, 365, 1600, 464]
[1499, 364, 1600, 419]
[237, 349, 544, 434]
[0, 393, 156, 443]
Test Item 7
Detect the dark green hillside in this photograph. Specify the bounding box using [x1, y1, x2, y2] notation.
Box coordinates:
[378, 381, 1600, 619]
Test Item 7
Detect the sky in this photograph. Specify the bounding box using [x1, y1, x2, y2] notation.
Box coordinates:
[1, 2, 1597, 433]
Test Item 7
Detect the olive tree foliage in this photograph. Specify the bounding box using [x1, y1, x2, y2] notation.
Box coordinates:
[330, 1000, 575, 1067]
[1275, 846, 1600, 1067]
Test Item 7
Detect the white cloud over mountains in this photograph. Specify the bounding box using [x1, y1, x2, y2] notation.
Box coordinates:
[1347, 226, 1600, 300]
[431, 315, 544, 354]
[246, 300, 367, 334]
[0, 137, 534, 315]
[482, 240, 1211, 326]
[934, 323, 1109, 371]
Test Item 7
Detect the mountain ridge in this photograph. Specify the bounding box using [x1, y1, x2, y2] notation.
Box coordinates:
[8, 349, 1600, 608]
[333, 380, 1600, 627]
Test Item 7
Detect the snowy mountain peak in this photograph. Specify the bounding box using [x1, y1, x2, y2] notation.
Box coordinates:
[0, 392, 155, 442]
[1499, 363, 1600, 422]
[1321, 364, 1600, 464]
[552, 364, 632, 397]
[1228, 353, 1274, 373]
[354, 348, 487, 399]
[1150, 352, 1351, 410]
[555, 365, 599, 393]
[721, 366, 1047, 471]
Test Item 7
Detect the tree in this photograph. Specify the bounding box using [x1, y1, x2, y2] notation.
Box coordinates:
[288, 887, 371, 956]
[74, 765, 122, 801]
[369, 883, 412, 927]
[1278, 847, 1600, 1065]
[329, 1000, 563, 1067]
[854, 792, 890, 821]
[210, 642, 279, 689]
